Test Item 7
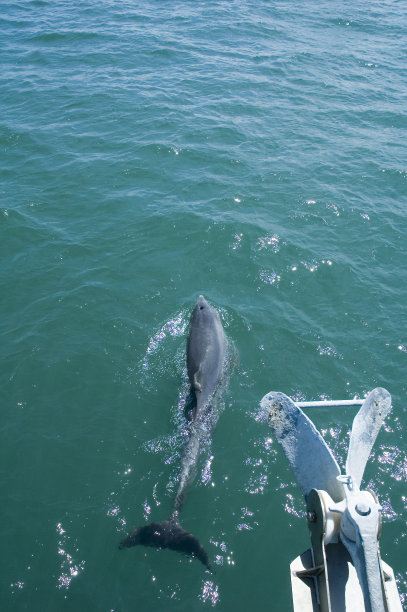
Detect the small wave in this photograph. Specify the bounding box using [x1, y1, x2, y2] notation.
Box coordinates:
[255, 234, 280, 253]
[26, 30, 102, 44]
[142, 311, 188, 373]
[55, 522, 85, 591]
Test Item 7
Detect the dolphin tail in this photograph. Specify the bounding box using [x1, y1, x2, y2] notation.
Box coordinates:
[119, 517, 211, 569]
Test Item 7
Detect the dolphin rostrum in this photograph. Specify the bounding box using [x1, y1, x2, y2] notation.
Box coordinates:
[120, 296, 227, 569]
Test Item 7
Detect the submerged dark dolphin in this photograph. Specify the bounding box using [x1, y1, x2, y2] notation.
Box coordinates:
[120, 296, 227, 569]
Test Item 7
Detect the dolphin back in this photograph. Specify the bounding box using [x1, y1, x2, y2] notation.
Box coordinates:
[119, 519, 211, 569]
[187, 296, 226, 407]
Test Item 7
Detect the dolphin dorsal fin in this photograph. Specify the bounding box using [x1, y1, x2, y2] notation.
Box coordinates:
[193, 373, 202, 393]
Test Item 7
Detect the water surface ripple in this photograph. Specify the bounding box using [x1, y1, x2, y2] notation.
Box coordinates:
[1, 0, 406, 610]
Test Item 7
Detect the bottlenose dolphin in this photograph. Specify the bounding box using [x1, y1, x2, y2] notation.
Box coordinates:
[120, 296, 227, 569]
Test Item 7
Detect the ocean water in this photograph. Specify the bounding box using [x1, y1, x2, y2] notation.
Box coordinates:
[1, 0, 406, 610]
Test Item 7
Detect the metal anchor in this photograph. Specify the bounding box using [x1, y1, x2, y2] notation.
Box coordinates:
[260, 388, 402, 612]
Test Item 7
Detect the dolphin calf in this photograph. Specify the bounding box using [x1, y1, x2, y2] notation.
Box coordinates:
[120, 296, 227, 569]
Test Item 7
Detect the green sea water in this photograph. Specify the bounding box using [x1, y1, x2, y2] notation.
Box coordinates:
[1, 0, 406, 610]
